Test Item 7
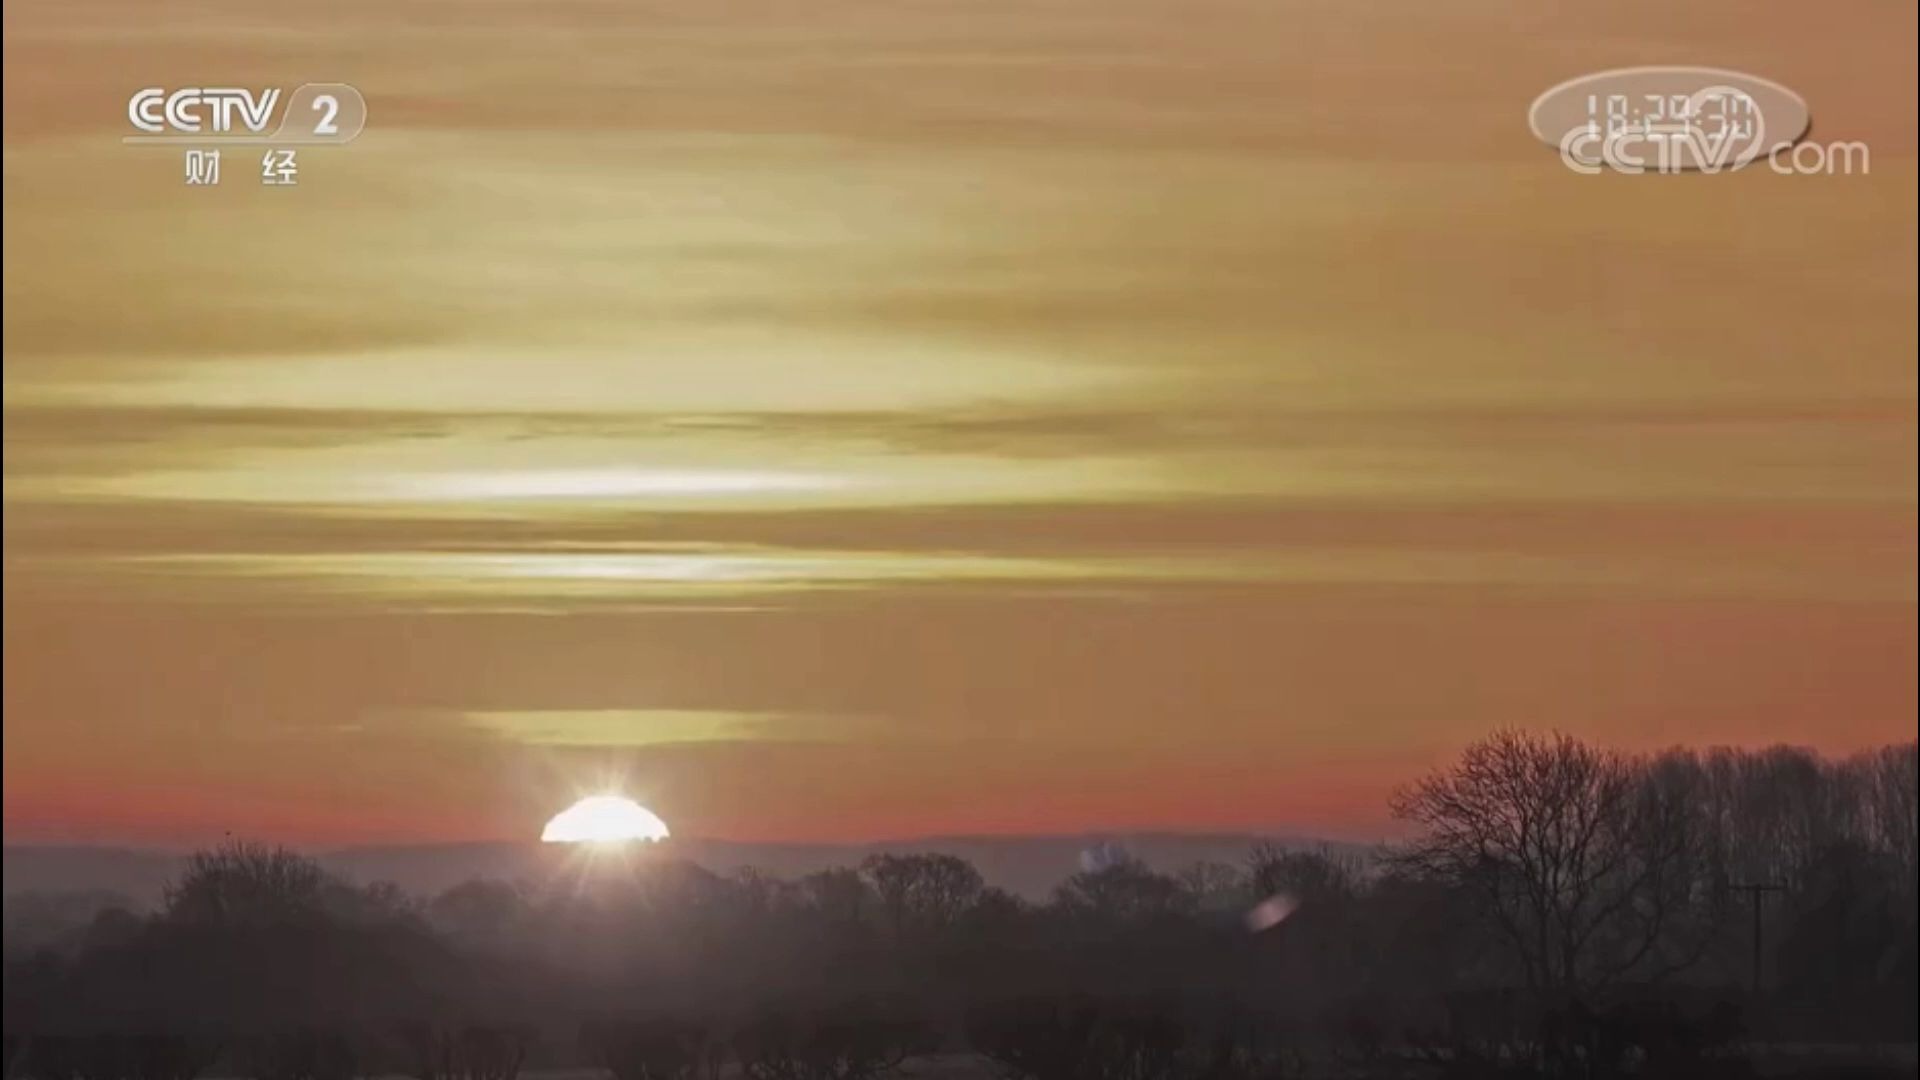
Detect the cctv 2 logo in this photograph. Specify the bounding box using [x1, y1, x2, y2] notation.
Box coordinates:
[126, 84, 368, 143]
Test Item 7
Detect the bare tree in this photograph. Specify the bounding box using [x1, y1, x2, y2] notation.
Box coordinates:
[236, 1028, 358, 1080]
[457, 1026, 531, 1080]
[164, 842, 331, 926]
[1391, 731, 1716, 996]
[1173, 863, 1245, 912]
[1053, 857, 1193, 926]
[1851, 742, 1918, 899]
[1244, 845, 1362, 906]
[968, 995, 1291, 1080]
[968, 995, 1107, 1080]
[397, 1024, 531, 1080]
[798, 869, 873, 934]
[734, 999, 932, 1080]
[11, 1034, 220, 1080]
[857, 854, 983, 940]
[584, 1018, 721, 1080]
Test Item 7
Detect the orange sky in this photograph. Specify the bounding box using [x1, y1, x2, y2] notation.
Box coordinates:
[3, 0, 1915, 848]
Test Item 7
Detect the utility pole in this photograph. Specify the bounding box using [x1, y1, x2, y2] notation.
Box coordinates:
[1734, 881, 1786, 997]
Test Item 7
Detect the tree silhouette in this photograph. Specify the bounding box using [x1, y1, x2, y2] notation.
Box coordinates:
[583, 1017, 721, 1080]
[733, 999, 932, 1080]
[1391, 730, 1716, 996]
[163, 843, 329, 927]
[1054, 857, 1192, 927]
[857, 855, 983, 941]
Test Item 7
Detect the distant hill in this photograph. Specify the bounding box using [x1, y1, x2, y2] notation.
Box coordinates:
[0, 846, 179, 908]
[4, 833, 1369, 906]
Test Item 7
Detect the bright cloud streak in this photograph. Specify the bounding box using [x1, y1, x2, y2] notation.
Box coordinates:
[395, 469, 851, 500]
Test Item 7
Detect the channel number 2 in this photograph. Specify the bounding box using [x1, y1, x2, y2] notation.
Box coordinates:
[312, 94, 340, 137]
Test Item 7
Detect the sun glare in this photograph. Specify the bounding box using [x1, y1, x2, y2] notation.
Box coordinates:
[540, 795, 671, 844]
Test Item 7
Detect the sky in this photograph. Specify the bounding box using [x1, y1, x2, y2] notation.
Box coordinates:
[3, 0, 1915, 848]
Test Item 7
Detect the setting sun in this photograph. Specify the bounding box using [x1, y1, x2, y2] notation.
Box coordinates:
[540, 796, 670, 844]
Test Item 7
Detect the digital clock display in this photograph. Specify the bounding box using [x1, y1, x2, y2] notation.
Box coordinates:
[1586, 90, 1761, 141]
